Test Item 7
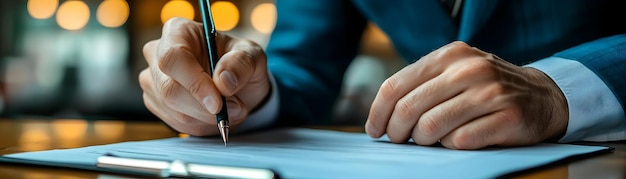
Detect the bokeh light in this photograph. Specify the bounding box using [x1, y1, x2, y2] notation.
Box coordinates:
[161, 0, 195, 24]
[52, 119, 88, 141]
[56, 0, 90, 30]
[19, 122, 51, 151]
[97, 0, 130, 28]
[211, 1, 239, 31]
[27, 0, 59, 19]
[94, 120, 126, 141]
[250, 3, 276, 34]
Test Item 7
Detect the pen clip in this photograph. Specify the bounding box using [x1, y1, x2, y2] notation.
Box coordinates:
[200, 0, 216, 34]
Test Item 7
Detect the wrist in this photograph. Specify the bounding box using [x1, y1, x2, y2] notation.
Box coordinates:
[524, 67, 568, 141]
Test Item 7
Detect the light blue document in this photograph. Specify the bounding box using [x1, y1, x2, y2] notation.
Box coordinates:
[1, 128, 610, 178]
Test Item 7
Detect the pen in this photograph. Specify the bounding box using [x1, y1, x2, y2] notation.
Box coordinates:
[199, 0, 229, 146]
[97, 155, 279, 179]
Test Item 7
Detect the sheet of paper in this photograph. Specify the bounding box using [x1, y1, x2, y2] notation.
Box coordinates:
[3, 128, 609, 178]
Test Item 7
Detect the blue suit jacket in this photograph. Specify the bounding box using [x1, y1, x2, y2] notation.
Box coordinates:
[266, 0, 626, 125]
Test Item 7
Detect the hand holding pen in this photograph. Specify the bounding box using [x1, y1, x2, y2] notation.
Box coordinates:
[138, 14, 271, 137]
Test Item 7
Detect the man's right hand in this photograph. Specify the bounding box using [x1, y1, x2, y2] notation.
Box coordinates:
[139, 18, 271, 136]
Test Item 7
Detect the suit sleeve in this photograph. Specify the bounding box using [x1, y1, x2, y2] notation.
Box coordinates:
[265, 0, 367, 125]
[550, 34, 626, 141]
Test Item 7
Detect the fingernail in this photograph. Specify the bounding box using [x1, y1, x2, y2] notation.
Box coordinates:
[203, 96, 218, 114]
[221, 70, 238, 92]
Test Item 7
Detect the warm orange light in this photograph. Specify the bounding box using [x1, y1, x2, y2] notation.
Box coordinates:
[161, 0, 195, 24]
[19, 123, 51, 151]
[97, 0, 130, 28]
[56, 0, 90, 30]
[94, 120, 126, 141]
[52, 119, 88, 148]
[250, 3, 276, 34]
[27, 0, 59, 19]
[52, 119, 88, 140]
[211, 1, 239, 31]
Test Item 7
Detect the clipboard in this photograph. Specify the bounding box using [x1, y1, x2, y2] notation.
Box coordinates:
[0, 128, 614, 178]
[0, 153, 279, 178]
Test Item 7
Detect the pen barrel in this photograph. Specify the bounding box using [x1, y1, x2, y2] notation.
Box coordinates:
[206, 29, 229, 124]
[200, 0, 229, 124]
[199, 0, 219, 76]
[206, 31, 219, 76]
[217, 97, 228, 122]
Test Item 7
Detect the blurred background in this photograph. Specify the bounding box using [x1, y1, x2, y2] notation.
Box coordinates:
[0, 0, 404, 123]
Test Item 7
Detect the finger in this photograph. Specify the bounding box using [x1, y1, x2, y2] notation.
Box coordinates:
[143, 92, 194, 125]
[385, 75, 464, 143]
[157, 77, 215, 122]
[143, 40, 159, 65]
[146, 75, 247, 131]
[410, 86, 499, 145]
[214, 39, 267, 96]
[156, 19, 223, 115]
[160, 18, 205, 60]
[145, 67, 213, 121]
[144, 93, 217, 136]
[366, 62, 439, 138]
[141, 68, 216, 123]
[439, 111, 519, 150]
[366, 42, 471, 138]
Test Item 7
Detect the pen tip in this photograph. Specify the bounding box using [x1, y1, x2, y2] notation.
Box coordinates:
[218, 120, 229, 147]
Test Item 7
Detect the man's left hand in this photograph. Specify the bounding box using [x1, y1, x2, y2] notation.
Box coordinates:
[365, 41, 568, 149]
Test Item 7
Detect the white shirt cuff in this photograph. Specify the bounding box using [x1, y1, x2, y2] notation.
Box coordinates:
[234, 71, 280, 132]
[525, 57, 626, 142]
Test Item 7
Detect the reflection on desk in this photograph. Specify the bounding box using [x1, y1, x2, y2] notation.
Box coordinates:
[0, 119, 178, 178]
[0, 119, 178, 153]
[0, 119, 624, 179]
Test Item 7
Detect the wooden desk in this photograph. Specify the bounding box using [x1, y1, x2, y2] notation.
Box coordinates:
[0, 119, 624, 178]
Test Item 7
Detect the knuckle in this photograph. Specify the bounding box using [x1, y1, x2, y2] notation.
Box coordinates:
[142, 40, 157, 62]
[449, 41, 470, 48]
[186, 76, 206, 97]
[157, 44, 189, 74]
[159, 78, 179, 107]
[501, 109, 523, 126]
[138, 69, 151, 90]
[448, 59, 492, 83]
[420, 81, 439, 99]
[448, 41, 477, 55]
[478, 83, 506, 102]
[464, 59, 493, 75]
[234, 51, 256, 71]
[417, 115, 439, 137]
[394, 99, 417, 123]
[163, 17, 190, 31]
[440, 41, 471, 56]
[379, 78, 400, 100]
